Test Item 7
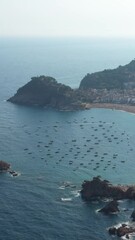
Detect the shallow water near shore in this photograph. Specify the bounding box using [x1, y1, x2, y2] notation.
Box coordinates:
[1, 38, 135, 239]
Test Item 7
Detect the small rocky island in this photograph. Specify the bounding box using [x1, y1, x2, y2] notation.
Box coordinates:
[109, 223, 135, 238]
[0, 160, 19, 177]
[81, 176, 135, 201]
[0, 160, 10, 172]
[7, 59, 135, 111]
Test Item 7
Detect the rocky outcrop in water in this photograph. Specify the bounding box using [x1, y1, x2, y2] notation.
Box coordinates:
[0, 160, 19, 177]
[81, 176, 135, 201]
[131, 210, 135, 221]
[99, 200, 119, 214]
[81, 177, 135, 238]
[109, 223, 135, 238]
[0, 160, 10, 172]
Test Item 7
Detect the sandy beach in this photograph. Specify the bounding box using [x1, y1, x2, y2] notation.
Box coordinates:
[84, 103, 135, 114]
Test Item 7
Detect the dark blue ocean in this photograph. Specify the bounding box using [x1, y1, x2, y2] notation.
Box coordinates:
[1, 37, 135, 240]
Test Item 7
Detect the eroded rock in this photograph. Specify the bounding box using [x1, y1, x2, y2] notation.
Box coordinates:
[99, 200, 119, 214]
[81, 176, 135, 201]
[0, 160, 10, 172]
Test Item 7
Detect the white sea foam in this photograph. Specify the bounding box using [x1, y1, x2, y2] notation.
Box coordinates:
[113, 221, 130, 228]
[121, 234, 134, 240]
[61, 198, 72, 202]
[95, 209, 101, 213]
[102, 198, 112, 202]
[71, 190, 80, 197]
[117, 199, 124, 203]
[60, 181, 72, 188]
[9, 171, 21, 177]
[58, 186, 65, 190]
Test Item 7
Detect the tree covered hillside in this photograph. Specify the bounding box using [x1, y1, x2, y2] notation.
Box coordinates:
[79, 60, 135, 90]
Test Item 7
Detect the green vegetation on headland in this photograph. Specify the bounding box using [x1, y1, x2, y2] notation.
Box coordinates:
[79, 59, 135, 90]
[7, 60, 135, 110]
[8, 76, 84, 110]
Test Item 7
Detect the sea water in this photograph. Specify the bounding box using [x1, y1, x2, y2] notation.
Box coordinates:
[1, 37, 135, 239]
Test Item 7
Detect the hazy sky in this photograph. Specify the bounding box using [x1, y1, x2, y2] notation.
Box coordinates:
[0, 0, 135, 37]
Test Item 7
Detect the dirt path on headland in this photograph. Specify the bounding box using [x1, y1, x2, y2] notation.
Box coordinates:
[84, 103, 135, 114]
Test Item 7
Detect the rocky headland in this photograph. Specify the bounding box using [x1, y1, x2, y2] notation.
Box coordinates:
[8, 76, 83, 111]
[79, 59, 135, 90]
[7, 59, 135, 112]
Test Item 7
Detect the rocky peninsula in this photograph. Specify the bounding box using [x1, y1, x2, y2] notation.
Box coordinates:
[8, 76, 84, 111]
[7, 60, 135, 112]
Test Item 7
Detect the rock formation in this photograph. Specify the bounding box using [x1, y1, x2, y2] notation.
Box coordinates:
[99, 200, 119, 214]
[0, 160, 10, 172]
[8, 76, 83, 110]
[81, 176, 135, 201]
[131, 210, 135, 221]
[109, 224, 135, 238]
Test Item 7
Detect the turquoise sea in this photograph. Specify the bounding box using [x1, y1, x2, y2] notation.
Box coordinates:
[1, 37, 135, 239]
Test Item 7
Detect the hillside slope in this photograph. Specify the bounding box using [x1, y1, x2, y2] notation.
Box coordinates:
[79, 60, 135, 90]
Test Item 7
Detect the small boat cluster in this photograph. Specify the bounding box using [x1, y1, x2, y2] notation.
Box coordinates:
[20, 116, 132, 174]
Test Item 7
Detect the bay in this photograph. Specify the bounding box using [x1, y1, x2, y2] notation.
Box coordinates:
[0, 37, 135, 239]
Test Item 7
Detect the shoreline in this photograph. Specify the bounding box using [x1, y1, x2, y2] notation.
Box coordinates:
[84, 103, 135, 114]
